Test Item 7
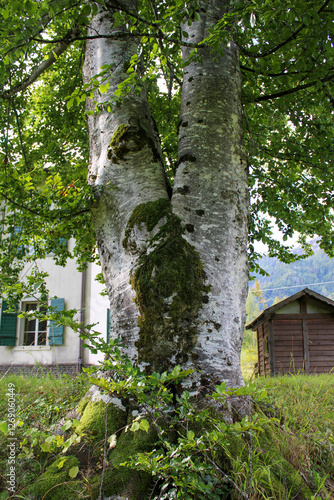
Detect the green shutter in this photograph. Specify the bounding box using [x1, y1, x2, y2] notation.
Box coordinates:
[14, 225, 24, 255]
[48, 298, 64, 346]
[59, 238, 67, 247]
[107, 309, 111, 343]
[0, 301, 17, 346]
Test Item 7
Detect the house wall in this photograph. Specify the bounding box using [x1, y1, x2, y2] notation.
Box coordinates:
[308, 318, 334, 372]
[83, 261, 110, 367]
[256, 325, 263, 376]
[273, 319, 304, 374]
[257, 321, 270, 376]
[254, 294, 334, 377]
[0, 244, 81, 368]
[0, 242, 110, 371]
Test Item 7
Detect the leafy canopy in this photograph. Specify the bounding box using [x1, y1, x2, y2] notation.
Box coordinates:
[0, 0, 333, 299]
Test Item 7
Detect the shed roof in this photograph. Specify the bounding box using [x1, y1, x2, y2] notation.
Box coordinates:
[245, 287, 334, 330]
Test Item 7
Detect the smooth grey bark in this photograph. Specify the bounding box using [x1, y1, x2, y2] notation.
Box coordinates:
[83, 2, 169, 360]
[84, 0, 248, 389]
[172, 0, 249, 387]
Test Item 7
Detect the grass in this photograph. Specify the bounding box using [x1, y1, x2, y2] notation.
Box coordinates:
[241, 342, 258, 381]
[252, 372, 334, 498]
[0, 373, 90, 497]
[240, 342, 334, 498]
[0, 362, 334, 499]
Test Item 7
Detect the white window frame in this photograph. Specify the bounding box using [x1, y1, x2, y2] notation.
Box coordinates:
[13, 300, 51, 351]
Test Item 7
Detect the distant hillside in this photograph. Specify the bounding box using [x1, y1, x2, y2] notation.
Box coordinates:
[253, 242, 334, 306]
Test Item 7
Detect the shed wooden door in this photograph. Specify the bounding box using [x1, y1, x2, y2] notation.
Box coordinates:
[273, 319, 304, 373]
[308, 318, 334, 373]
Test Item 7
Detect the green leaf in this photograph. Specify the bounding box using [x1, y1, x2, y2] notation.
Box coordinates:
[67, 98, 74, 110]
[69, 466, 79, 478]
[41, 442, 52, 452]
[187, 430, 195, 440]
[108, 433, 117, 449]
[56, 435, 64, 446]
[100, 84, 107, 94]
[1, 8, 9, 19]
[0, 421, 8, 434]
[303, 13, 312, 26]
[139, 419, 150, 433]
[130, 421, 140, 432]
[61, 420, 72, 431]
[171, 365, 181, 377]
[57, 458, 67, 469]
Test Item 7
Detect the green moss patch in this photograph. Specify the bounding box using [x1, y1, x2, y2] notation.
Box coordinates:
[76, 399, 127, 444]
[28, 455, 80, 500]
[107, 123, 159, 161]
[123, 197, 170, 250]
[102, 427, 158, 500]
[124, 198, 210, 372]
[76, 396, 90, 416]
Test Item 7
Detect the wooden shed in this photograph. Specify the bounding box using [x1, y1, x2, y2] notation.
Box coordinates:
[246, 288, 334, 376]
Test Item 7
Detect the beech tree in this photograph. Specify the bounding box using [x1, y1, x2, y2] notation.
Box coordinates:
[0, 0, 333, 389]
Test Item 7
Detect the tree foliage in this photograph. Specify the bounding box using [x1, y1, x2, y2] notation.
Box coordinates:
[0, 0, 333, 298]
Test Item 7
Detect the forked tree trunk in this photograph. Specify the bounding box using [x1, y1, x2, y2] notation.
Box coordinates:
[83, 0, 248, 389]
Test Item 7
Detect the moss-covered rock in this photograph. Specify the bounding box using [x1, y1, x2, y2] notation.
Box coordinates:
[123, 198, 210, 372]
[76, 396, 90, 416]
[76, 399, 127, 444]
[101, 427, 158, 500]
[27, 455, 80, 500]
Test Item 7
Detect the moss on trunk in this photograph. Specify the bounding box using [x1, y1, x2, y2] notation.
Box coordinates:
[123, 198, 210, 372]
[101, 427, 158, 499]
[107, 123, 160, 162]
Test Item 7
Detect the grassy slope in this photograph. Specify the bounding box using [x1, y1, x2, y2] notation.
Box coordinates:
[0, 373, 90, 497]
[241, 344, 334, 498]
[253, 373, 334, 496]
[0, 365, 334, 499]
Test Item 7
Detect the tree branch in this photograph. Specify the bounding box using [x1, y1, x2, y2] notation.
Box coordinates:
[248, 72, 334, 103]
[0, 25, 81, 99]
[31, 30, 202, 49]
[11, 99, 29, 170]
[238, 0, 331, 59]
[0, 188, 90, 220]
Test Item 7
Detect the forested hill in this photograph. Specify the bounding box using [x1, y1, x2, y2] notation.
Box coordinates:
[253, 242, 334, 306]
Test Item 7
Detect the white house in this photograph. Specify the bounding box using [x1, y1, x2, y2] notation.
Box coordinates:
[0, 239, 110, 376]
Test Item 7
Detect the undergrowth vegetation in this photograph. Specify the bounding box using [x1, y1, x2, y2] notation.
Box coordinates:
[0, 373, 90, 498]
[0, 350, 333, 499]
[253, 373, 334, 497]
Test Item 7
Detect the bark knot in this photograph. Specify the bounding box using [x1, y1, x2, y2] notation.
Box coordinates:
[107, 123, 159, 162]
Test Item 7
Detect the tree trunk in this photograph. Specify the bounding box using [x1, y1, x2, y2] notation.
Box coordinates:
[83, 2, 169, 362]
[84, 0, 248, 389]
[172, 0, 249, 387]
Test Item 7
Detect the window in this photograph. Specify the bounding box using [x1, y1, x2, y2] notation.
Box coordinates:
[0, 298, 65, 347]
[22, 303, 47, 346]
